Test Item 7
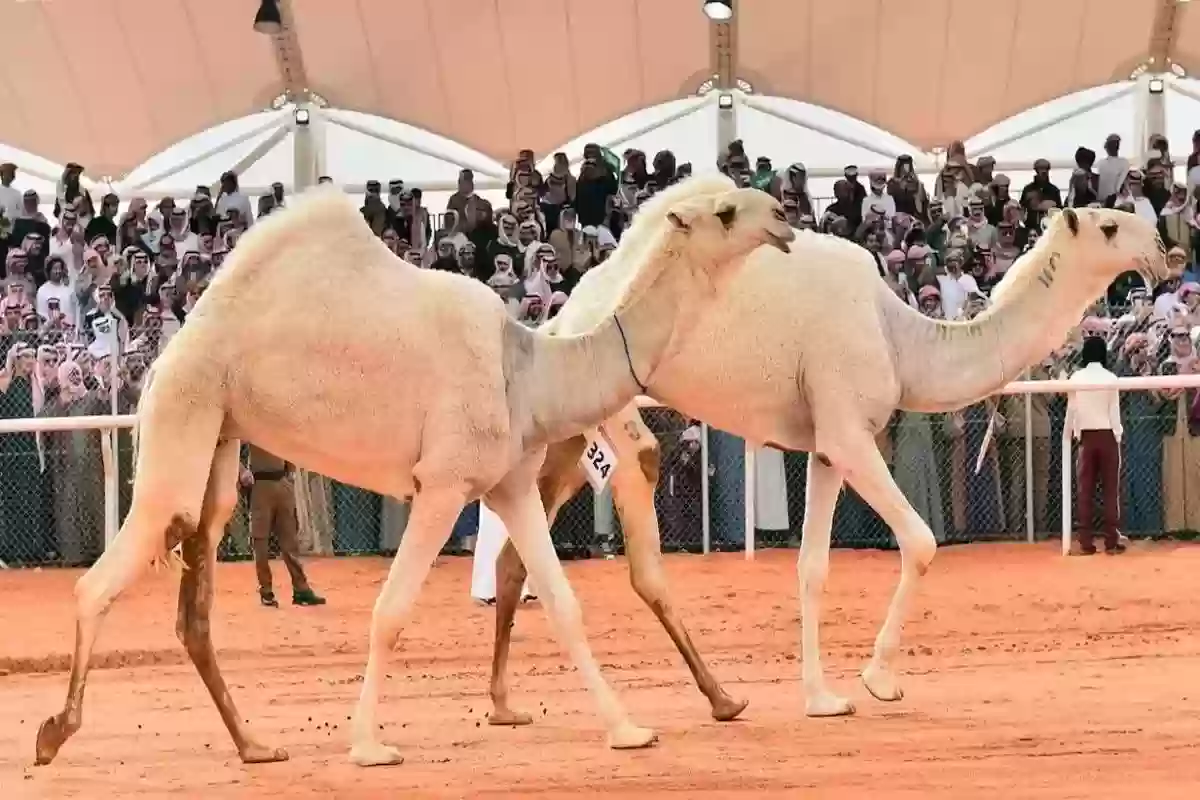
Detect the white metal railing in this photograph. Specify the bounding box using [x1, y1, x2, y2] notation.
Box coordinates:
[4, 373, 1200, 567]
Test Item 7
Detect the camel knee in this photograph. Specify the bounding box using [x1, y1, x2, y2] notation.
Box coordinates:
[497, 541, 528, 584]
[636, 441, 660, 485]
[797, 550, 830, 592]
[73, 557, 130, 621]
[629, 564, 669, 611]
[540, 585, 584, 631]
[899, 521, 937, 575]
[207, 483, 240, 528]
[175, 612, 212, 655]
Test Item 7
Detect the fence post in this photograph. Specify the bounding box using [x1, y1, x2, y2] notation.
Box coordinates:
[1024, 373, 1034, 543]
[1060, 426, 1072, 556]
[700, 421, 711, 555]
[744, 443, 756, 561]
[105, 322, 121, 547]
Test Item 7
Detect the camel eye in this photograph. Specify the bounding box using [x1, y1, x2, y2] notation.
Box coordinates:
[716, 207, 737, 228]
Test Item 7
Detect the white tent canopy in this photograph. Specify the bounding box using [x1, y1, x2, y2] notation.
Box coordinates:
[4, 79, 1200, 214]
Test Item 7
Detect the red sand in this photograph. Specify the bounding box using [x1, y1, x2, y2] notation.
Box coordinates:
[2, 542, 1200, 799]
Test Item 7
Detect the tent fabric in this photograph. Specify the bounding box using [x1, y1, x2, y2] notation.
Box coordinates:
[0, 0, 1188, 179]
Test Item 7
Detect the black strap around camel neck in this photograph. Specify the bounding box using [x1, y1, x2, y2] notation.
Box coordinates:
[614, 314, 648, 393]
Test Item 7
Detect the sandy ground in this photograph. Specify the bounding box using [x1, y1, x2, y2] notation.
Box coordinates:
[2, 542, 1200, 799]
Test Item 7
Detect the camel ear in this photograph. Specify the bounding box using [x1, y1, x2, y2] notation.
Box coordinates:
[1100, 219, 1119, 241]
[1062, 207, 1079, 236]
[666, 197, 712, 232]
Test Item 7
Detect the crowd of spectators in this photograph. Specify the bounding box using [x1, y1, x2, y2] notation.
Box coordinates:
[4, 125, 1200, 565]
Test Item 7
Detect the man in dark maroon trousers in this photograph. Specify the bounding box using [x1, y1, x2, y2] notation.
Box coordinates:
[1066, 336, 1126, 555]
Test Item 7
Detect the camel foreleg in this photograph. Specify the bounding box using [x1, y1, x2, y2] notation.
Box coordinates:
[486, 453, 656, 751]
[489, 436, 586, 726]
[350, 484, 466, 767]
[611, 417, 746, 721]
[796, 455, 856, 716]
[827, 431, 937, 704]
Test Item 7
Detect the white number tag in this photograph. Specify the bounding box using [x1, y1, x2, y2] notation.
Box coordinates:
[580, 428, 618, 492]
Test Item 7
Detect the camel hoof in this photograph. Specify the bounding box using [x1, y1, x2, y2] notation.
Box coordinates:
[488, 708, 534, 726]
[34, 714, 70, 766]
[710, 696, 749, 722]
[349, 741, 405, 767]
[861, 664, 904, 702]
[239, 743, 289, 764]
[805, 693, 856, 718]
[607, 724, 658, 750]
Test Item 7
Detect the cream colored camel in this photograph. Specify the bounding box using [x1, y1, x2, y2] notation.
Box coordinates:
[34, 175, 795, 768]
[487, 207, 1168, 724]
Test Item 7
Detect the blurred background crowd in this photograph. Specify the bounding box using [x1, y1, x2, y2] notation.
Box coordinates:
[3, 125, 1200, 568]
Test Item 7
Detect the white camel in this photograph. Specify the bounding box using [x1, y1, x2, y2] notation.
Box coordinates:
[33, 175, 795, 768]
[485, 207, 1167, 724]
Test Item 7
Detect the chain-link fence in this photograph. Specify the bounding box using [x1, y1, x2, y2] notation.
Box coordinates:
[2, 389, 1199, 568]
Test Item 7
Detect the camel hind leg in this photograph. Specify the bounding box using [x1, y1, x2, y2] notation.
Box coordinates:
[176, 438, 287, 764]
[489, 436, 586, 727]
[35, 395, 224, 766]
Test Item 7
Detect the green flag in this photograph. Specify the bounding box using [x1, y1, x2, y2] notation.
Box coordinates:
[599, 146, 622, 178]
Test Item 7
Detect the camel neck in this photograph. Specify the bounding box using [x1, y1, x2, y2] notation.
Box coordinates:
[889, 246, 1109, 412]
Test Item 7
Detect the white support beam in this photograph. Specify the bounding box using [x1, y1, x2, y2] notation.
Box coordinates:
[1144, 74, 1168, 160]
[207, 123, 292, 197]
[2, 158, 103, 196]
[313, 105, 328, 181]
[553, 95, 715, 171]
[293, 105, 319, 192]
[119, 113, 289, 193]
[323, 114, 508, 180]
[968, 84, 1137, 160]
[1168, 77, 1200, 105]
[740, 94, 914, 164]
[716, 92, 738, 155]
[711, 12, 737, 156]
[1134, 75, 1151, 164]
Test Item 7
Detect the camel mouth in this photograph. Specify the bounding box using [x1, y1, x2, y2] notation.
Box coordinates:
[765, 231, 792, 254]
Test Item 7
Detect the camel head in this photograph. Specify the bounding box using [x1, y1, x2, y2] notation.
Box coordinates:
[572, 175, 796, 324]
[1040, 206, 1168, 294]
[665, 183, 796, 264]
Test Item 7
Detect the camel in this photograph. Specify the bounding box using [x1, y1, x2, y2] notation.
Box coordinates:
[486, 207, 1168, 725]
[33, 175, 796, 768]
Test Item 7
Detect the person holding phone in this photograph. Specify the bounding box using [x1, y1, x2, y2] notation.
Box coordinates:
[37, 256, 76, 328]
